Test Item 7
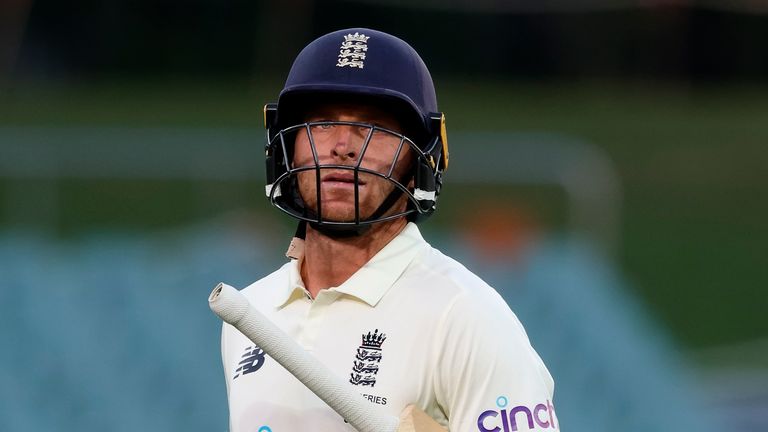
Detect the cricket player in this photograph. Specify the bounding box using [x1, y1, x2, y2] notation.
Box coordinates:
[220, 28, 559, 432]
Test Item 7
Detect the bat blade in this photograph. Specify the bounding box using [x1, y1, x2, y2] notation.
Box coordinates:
[397, 405, 447, 432]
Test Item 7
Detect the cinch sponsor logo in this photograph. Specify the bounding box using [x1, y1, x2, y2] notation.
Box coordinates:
[476, 396, 557, 431]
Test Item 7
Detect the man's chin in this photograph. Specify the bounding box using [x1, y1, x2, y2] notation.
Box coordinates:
[308, 204, 365, 223]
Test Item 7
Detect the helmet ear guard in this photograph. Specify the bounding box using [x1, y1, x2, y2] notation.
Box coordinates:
[429, 112, 449, 171]
[264, 103, 281, 193]
[265, 103, 311, 219]
[264, 102, 278, 130]
[408, 112, 447, 222]
[410, 156, 436, 222]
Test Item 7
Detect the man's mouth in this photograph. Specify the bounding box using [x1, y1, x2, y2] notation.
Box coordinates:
[321, 172, 367, 186]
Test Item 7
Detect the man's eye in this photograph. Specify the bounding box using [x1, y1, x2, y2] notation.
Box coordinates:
[311, 122, 333, 130]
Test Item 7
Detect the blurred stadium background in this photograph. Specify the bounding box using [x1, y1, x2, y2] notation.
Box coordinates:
[1, 0, 767, 431]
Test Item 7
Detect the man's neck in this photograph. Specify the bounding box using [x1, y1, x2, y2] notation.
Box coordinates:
[300, 218, 408, 298]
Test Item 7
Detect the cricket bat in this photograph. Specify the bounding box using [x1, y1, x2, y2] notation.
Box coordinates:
[209, 282, 446, 432]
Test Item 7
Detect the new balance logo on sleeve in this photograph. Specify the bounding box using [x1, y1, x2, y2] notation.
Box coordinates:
[233, 345, 266, 379]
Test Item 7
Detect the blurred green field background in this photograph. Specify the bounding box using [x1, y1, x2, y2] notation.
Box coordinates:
[4, 2, 768, 429]
[2, 79, 766, 352]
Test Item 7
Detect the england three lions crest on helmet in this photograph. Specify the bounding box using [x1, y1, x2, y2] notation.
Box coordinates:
[337, 32, 369, 69]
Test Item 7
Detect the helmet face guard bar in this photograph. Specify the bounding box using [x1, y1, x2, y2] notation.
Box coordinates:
[265, 120, 439, 228]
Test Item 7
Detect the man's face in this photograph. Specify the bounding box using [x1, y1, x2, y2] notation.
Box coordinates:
[292, 102, 414, 223]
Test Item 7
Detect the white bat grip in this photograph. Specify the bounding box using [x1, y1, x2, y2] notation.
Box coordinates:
[209, 283, 400, 432]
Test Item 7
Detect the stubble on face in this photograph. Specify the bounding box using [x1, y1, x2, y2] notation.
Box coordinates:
[291, 104, 414, 222]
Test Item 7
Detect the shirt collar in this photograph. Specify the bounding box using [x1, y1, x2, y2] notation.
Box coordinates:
[277, 257, 311, 308]
[275, 222, 427, 308]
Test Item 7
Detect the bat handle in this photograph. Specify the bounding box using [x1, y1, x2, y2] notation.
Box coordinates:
[209, 283, 400, 432]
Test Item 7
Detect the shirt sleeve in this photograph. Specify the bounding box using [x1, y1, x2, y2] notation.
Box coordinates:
[221, 323, 231, 393]
[434, 289, 560, 432]
[221, 322, 234, 432]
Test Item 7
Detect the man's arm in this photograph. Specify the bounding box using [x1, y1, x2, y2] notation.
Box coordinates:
[435, 290, 558, 432]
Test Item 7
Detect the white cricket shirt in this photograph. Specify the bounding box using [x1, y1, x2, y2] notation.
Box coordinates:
[221, 223, 559, 432]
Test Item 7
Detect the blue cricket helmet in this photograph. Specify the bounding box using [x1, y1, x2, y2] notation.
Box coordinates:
[278, 28, 438, 138]
[264, 28, 448, 231]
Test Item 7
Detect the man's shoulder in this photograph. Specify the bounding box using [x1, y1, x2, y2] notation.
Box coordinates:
[402, 245, 535, 350]
[411, 245, 487, 288]
[405, 245, 509, 310]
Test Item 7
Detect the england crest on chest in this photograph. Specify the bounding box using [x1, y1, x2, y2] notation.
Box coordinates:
[349, 329, 386, 387]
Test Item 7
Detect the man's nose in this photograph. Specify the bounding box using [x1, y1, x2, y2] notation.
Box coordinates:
[331, 125, 360, 160]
